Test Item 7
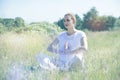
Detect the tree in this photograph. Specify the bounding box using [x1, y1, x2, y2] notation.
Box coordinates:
[114, 18, 120, 27]
[54, 18, 66, 30]
[75, 14, 83, 30]
[105, 16, 116, 29]
[83, 7, 98, 30]
[15, 17, 25, 27]
[2, 18, 15, 27]
[91, 16, 107, 31]
[0, 18, 2, 23]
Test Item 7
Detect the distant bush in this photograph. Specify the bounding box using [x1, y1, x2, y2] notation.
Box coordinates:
[0, 21, 63, 35]
[0, 17, 25, 27]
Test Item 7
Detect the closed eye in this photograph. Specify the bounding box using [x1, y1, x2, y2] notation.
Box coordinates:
[67, 19, 70, 22]
[64, 19, 70, 22]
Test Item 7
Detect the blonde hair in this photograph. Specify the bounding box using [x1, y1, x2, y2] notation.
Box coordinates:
[64, 13, 76, 25]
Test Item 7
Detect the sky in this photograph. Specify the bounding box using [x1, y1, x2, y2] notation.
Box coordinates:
[0, 0, 120, 23]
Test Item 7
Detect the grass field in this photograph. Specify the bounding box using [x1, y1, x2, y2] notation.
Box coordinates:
[0, 30, 120, 80]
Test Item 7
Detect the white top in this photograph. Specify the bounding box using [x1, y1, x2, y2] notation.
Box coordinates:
[56, 30, 87, 67]
[57, 30, 86, 52]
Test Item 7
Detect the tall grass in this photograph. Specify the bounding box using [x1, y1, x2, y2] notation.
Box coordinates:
[0, 30, 120, 80]
[85, 30, 120, 80]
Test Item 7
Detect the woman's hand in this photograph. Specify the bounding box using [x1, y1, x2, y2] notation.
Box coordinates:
[72, 47, 87, 54]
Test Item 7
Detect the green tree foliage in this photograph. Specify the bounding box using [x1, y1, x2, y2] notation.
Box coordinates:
[1, 18, 15, 27]
[115, 18, 120, 27]
[0, 23, 4, 27]
[82, 7, 117, 31]
[0, 18, 2, 23]
[96, 16, 108, 30]
[105, 16, 116, 29]
[54, 18, 66, 30]
[75, 14, 83, 30]
[15, 17, 25, 27]
[0, 17, 25, 27]
[83, 7, 98, 30]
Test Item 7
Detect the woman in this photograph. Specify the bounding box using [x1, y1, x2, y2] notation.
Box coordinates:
[36, 13, 88, 71]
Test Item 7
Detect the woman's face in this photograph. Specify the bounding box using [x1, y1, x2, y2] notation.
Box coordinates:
[63, 15, 75, 29]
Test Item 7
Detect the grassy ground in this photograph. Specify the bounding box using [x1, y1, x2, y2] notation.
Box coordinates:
[0, 30, 120, 80]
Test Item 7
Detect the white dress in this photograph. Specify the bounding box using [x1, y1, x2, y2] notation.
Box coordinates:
[36, 30, 87, 71]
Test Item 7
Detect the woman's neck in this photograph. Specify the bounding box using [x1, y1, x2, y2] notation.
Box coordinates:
[67, 28, 77, 35]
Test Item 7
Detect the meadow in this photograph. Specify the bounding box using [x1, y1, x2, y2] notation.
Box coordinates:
[0, 29, 120, 80]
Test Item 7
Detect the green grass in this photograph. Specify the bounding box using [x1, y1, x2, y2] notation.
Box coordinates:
[0, 30, 120, 80]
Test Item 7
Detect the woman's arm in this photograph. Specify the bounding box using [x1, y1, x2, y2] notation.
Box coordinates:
[72, 37, 88, 53]
[81, 37, 88, 51]
[47, 38, 59, 54]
